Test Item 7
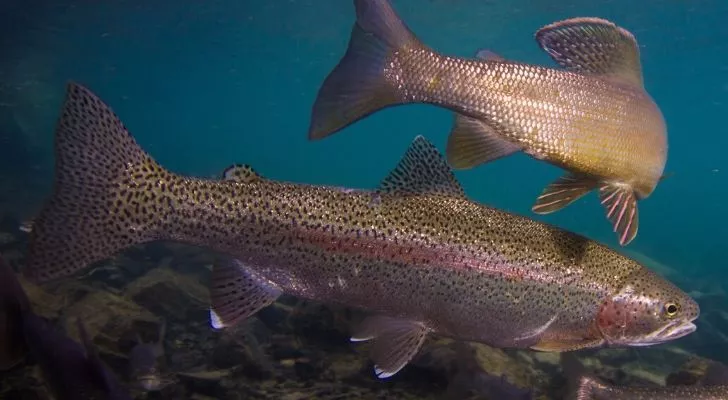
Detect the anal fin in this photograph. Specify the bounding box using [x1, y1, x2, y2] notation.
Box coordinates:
[446, 114, 521, 169]
[532, 174, 597, 214]
[209, 259, 282, 329]
[350, 316, 429, 379]
[598, 183, 639, 246]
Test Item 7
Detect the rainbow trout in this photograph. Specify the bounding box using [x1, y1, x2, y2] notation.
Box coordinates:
[25, 83, 694, 378]
[561, 354, 728, 400]
[309, 0, 669, 246]
[573, 377, 728, 400]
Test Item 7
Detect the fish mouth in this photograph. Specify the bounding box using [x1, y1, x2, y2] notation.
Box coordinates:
[631, 320, 697, 347]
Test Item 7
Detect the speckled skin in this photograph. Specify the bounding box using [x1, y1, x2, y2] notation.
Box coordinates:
[25, 83, 695, 353]
[577, 376, 728, 400]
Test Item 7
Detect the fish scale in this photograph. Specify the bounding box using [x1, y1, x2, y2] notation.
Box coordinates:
[309, 0, 668, 246]
[562, 354, 728, 399]
[24, 82, 695, 379]
[391, 43, 659, 184]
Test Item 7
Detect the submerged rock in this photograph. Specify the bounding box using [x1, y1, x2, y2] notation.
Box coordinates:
[1, 239, 726, 399]
[125, 266, 209, 323]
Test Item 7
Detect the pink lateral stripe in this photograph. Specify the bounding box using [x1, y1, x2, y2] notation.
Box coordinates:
[289, 226, 573, 286]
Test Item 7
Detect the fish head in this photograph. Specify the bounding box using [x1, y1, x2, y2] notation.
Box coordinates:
[596, 267, 698, 347]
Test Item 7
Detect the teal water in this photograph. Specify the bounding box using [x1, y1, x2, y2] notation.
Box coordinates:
[2, 0, 728, 397]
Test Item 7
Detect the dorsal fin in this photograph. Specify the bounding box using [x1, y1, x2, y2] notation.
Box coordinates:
[475, 48, 505, 62]
[535, 17, 643, 87]
[221, 164, 263, 183]
[378, 135, 465, 198]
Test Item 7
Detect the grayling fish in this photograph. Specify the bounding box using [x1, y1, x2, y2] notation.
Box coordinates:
[561, 353, 728, 400]
[0, 253, 131, 399]
[309, 0, 669, 246]
[129, 318, 173, 391]
[24, 83, 695, 379]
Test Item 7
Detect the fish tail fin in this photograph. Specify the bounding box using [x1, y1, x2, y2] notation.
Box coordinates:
[308, 0, 421, 139]
[24, 82, 171, 284]
[0, 253, 32, 370]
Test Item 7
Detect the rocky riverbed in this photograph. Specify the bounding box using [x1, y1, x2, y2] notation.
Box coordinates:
[0, 214, 724, 400]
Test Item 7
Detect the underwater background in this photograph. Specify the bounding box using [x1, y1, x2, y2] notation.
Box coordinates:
[1, 0, 728, 399]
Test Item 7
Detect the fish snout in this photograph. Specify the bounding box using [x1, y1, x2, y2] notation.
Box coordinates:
[656, 319, 697, 342]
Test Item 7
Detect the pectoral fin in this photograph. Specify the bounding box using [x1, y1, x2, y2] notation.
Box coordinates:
[532, 174, 597, 214]
[598, 183, 639, 246]
[446, 114, 521, 169]
[350, 316, 429, 379]
[208, 259, 282, 329]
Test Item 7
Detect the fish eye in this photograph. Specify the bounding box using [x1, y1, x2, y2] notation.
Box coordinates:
[664, 302, 679, 317]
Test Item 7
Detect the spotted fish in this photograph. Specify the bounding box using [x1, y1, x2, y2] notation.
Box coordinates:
[573, 376, 728, 400]
[25, 83, 694, 378]
[309, 0, 669, 246]
[561, 354, 728, 400]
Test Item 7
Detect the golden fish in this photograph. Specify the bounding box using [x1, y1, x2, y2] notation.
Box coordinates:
[309, 0, 668, 246]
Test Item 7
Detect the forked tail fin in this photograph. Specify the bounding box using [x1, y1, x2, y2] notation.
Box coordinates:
[24, 82, 170, 283]
[308, 0, 422, 139]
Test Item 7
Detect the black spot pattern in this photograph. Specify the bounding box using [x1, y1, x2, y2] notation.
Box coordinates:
[25, 83, 695, 361]
[580, 374, 728, 399]
[377, 135, 465, 199]
[209, 258, 281, 328]
[25, 82, 166, 283]
[222, 164, 262, 183]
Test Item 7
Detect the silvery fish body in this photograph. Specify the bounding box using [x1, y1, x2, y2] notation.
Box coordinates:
[575, 377, 728, 400]
[24, 83, 693, 378]
[562, 354, 728, 400]
[309, 0, 669, 246]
